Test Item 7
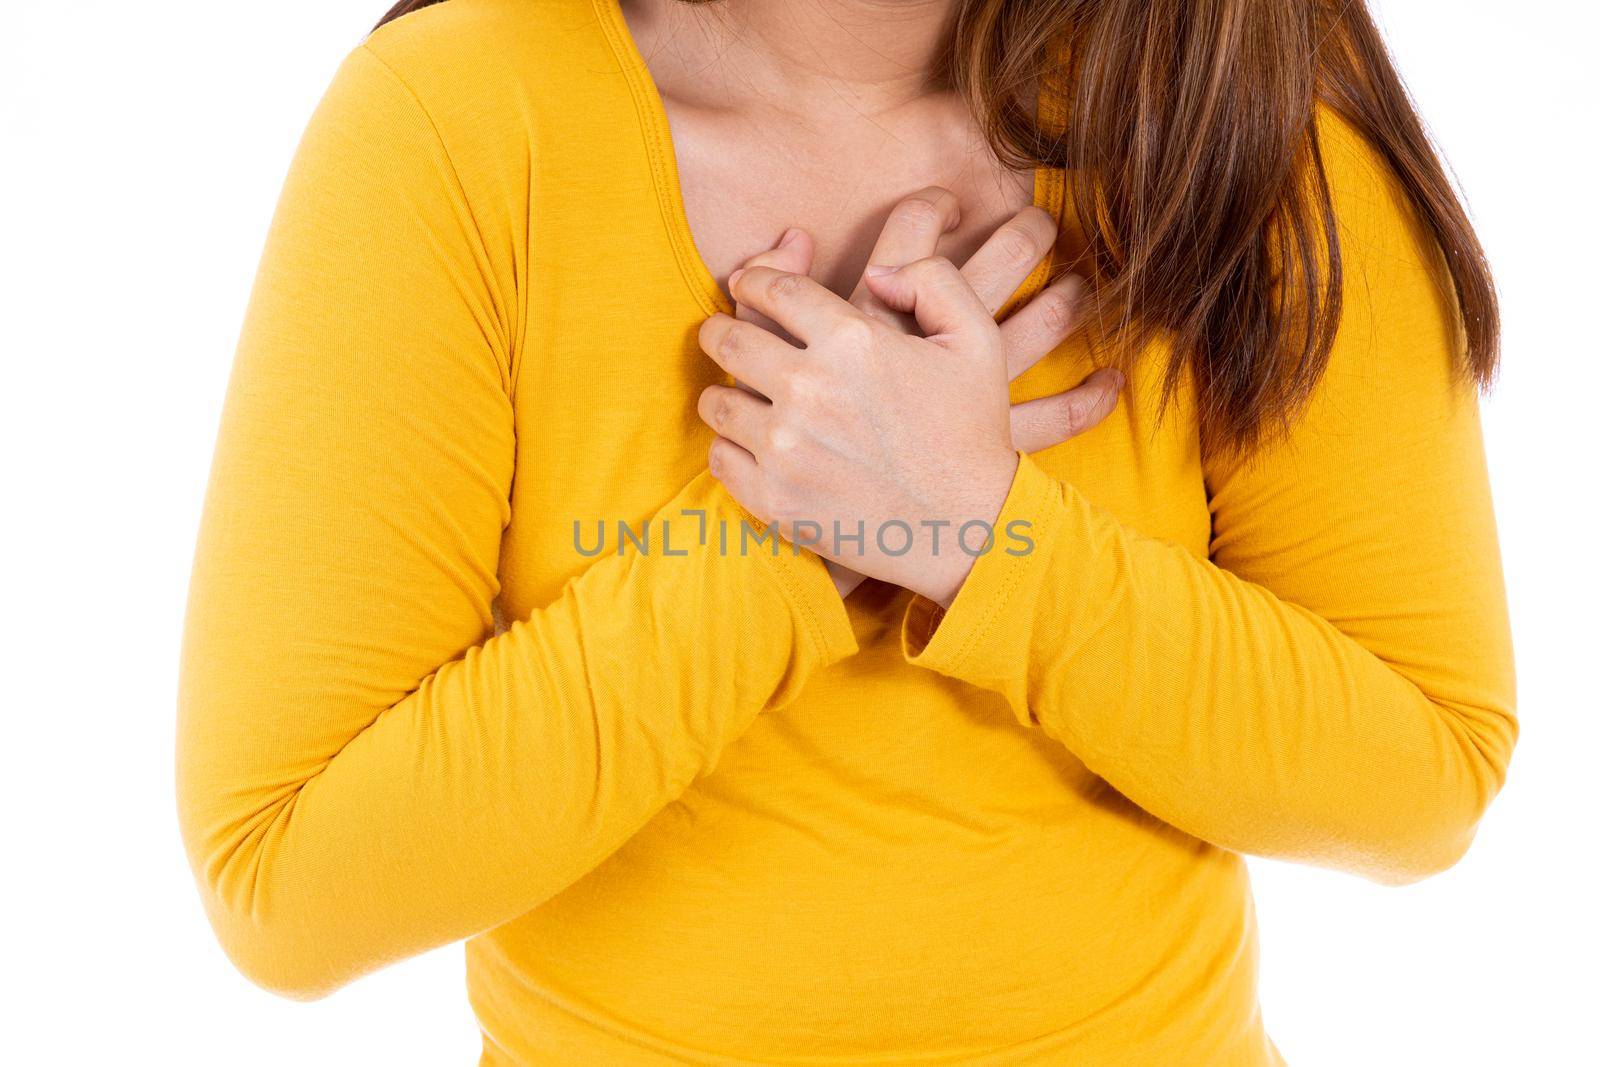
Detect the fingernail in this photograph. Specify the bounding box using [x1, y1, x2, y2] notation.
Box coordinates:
[778, 227, 800, 248]
[865, 264, 898, 277]
[728, 268, 745, 290]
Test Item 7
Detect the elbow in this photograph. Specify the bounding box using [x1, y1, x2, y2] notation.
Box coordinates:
[179, 792, 356, 1001]
[177, 668, 371, 999]
[1361, 820, 1480, 888]
[1356, 701, 1518, 887]
[189, 854, 358, 1002]
[211, 915, 347, 1002]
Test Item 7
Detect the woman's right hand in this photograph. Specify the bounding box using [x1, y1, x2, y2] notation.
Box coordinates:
[727, 189, 1122, 598]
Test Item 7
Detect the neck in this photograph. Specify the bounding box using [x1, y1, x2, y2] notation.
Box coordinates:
[626, 0, 959, 118]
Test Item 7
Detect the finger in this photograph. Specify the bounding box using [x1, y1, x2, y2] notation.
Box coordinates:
[729, 266, 858, 345]
[734, 228, 816, 348]
[707, 436, 764, 516]
[998, 274, 1086, 381]
[697, 384, 774, 455]
[959, 206, 1058, 316]
[1008, 367, 1124, 453]
[852, 188, 961, 325]
[699, 313, 799, 398]
[736, 228, 815, 292]
[861, 256, 992, 343]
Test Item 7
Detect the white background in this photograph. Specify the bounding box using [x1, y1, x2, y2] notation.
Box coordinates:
[2, 2, 1594, 1063]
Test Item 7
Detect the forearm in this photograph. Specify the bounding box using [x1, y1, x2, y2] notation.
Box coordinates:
[904, 456, 1517, 883]
[178, 473, 853, 999]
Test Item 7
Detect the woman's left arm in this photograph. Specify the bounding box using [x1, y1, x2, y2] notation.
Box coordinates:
[903, 117, 1517, 884]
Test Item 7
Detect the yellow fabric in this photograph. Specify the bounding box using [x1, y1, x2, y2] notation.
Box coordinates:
[177, 1, 1517, 1063]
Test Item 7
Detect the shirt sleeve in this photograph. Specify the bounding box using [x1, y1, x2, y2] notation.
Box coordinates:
[176, 45, 855, 1000]
[901, 113, 1517, 885]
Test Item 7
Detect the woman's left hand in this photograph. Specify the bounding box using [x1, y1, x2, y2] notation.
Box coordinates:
[698, 258, 1035, 608]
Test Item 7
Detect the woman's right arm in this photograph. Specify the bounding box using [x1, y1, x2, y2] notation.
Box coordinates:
[176, 45, 855, 1000]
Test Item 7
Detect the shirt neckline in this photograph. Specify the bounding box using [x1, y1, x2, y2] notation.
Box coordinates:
[593, 0, 1064, 320]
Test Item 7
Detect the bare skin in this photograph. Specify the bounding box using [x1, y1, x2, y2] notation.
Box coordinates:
[623, 0, 1120, 602]
[622, 0, 1029, 295]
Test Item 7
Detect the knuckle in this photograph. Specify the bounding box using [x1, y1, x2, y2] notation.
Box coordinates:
[707, 437, 730, 477]
[833, 316, 877, 351]
[1058, 396, 1088, 438]
[767, 422, 801, 457]
[784, 367, 822, 407]
[768, 272, 808, 302]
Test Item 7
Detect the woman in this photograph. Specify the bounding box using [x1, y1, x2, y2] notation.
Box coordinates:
[177, 0, 1516, 1062]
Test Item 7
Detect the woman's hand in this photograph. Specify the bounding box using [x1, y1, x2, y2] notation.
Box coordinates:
[840, 190, 1119, 456]
[700, 250, 1105, 608]
[722, 190, 1121, 598]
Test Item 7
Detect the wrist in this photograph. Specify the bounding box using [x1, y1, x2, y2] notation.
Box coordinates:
[914, 448, 1019, 608]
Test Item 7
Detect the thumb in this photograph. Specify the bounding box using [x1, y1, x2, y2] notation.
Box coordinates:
[734, 228, 814, 336]
[861, 256, 990, 345]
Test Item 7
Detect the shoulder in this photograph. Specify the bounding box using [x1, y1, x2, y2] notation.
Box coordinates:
[362, 0, 589, 81]
[1312, 105, 1443, 278]
[1314, 106, 1390, 198]
[1289, 106, 1470, 429]
[318, 0, 642, 230]
[358, 0, 630, 139]
[1309, 104, 1461, 352]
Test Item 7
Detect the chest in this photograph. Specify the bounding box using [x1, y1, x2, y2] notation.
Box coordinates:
[497, 86, 1214, 620]
[499, 299, 1211, 629]
[662, 99, 1038, 297]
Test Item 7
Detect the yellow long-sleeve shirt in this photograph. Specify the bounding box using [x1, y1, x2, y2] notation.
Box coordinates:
[176, 1, 1517, 1063]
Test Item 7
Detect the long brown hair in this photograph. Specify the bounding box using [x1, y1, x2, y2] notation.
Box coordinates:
[375, 0, 1497, 452]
